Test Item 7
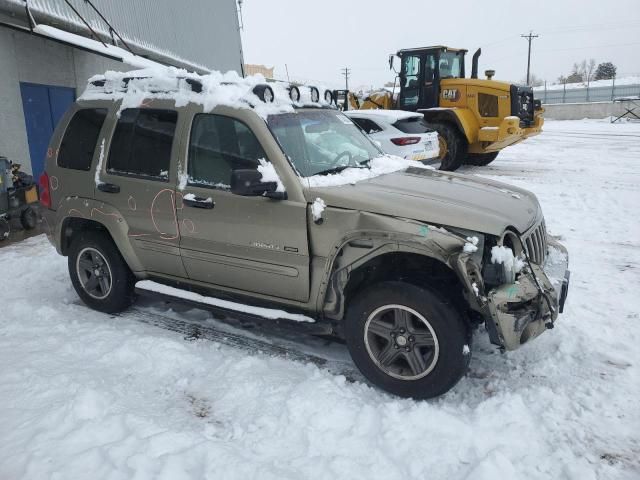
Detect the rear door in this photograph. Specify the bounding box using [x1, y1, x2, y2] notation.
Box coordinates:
[94, 104, 186, 277]
[176, 111, 310, 302]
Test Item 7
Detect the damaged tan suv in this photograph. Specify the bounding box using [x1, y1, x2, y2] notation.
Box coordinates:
[40, 70, 569, 399]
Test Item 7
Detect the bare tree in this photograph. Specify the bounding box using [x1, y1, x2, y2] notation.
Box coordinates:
[584, 59, 596, 87]
[520, 73, 544, 87]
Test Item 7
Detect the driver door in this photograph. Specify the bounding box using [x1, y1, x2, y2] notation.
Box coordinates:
[177, 112, 310, 302]
[421, 53, 439, 108]
[399, 54, 422, 110]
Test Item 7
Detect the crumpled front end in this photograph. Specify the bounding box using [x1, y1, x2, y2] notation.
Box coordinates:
[485, 237, 570, 351]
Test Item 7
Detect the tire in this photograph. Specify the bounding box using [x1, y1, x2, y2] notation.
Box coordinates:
[20, 206, 37, 230]
[344, 281, 470, 399]
[0, 217, 9, 241]
[430, 122, 466, 171]
[68, 230, 136, 313]
[465, 151, 499, 166]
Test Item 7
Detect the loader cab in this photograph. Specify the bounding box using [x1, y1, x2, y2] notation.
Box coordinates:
[395, 46, 467, 111]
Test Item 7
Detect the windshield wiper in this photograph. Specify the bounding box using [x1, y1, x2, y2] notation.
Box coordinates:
[313, 165, 351, 176]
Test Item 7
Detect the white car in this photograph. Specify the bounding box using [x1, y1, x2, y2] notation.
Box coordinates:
[344, 110, 440, 165]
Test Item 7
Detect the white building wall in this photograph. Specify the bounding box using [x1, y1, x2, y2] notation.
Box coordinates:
[0, 28, 156, 173]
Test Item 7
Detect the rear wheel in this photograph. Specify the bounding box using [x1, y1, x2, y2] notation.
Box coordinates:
[466, 151, 499, 166]
[68, 230, 136, 313]
[344, 281, 470, 399]
[430, 122, 466, 171]
[20, 206, 37, 230]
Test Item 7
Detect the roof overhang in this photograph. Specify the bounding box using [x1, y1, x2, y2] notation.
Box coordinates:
[0, 0, 209, 73]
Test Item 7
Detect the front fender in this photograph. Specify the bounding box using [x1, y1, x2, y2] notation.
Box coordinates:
[420, 107, 479, 144]
[316, 214, 478, 318]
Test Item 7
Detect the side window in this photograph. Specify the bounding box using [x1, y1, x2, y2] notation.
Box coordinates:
[107, 109, 177, 180]
[58, 108, 107, 171]
[188, 114, 267, 189]
[351, 118, 383, 134]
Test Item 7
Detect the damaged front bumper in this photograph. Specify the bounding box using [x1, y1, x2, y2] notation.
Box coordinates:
[485, 237, 570, 351]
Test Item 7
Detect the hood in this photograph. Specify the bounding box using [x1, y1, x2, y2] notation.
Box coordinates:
[307, 167, 540, 236]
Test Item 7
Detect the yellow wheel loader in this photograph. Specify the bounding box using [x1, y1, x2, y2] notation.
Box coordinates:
[353, 46, 544, 170]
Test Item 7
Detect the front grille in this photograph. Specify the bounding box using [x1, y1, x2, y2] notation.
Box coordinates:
[510, 85, 535, 126]
[522, 220, 547, 265]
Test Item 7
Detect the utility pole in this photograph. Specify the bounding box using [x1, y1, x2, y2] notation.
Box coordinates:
[521, 31, 539, 86]
[341, 67, 351, 90]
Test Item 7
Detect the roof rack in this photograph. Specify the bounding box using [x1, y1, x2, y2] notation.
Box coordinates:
[85, 71, 336, 107]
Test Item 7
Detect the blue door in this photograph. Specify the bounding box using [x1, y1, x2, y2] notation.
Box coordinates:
[20, 83, 75, 180]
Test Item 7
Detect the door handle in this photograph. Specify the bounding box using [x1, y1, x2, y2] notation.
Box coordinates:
[97, 183, 120, 193]
[183, 195, 214, 209]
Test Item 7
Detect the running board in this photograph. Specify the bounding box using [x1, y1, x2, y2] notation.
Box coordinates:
[134, 280, 328, 334]
[72, 300, 359, 380]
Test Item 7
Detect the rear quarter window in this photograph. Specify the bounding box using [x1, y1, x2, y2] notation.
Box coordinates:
[57, 108, 108, 171]
[107, 108, 177, 180]
[392, 117, 432, 134]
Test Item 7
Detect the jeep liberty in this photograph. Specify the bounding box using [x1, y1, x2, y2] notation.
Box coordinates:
[39, 71, 570, 398]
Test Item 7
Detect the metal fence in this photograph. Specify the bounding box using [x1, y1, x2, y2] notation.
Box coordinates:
[534, 82, 640, 104]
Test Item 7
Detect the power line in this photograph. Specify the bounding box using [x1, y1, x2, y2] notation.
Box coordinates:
[521, 31, 539, 86]
[341, 67, 351, 90]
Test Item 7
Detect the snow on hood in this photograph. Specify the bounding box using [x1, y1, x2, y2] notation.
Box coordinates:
[308, 167, 541, 236]
[304, 155, 434, 188]
[79, 67, 333, 119]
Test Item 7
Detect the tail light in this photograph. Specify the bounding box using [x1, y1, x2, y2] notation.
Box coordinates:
[390, 137, 421, 146]
[39, 171, 51, 209]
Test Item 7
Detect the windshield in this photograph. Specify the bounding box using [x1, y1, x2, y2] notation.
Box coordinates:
[267, 109, 383, 177]
[439, 52, 463, 79]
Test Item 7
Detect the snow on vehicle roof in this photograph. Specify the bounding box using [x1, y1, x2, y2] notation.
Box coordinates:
[344, 109, 422, 122]
[79, 67, 333, 119]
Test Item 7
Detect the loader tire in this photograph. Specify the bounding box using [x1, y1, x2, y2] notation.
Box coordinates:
[431, 123, 466, 171]
[466, 152, 499, 166]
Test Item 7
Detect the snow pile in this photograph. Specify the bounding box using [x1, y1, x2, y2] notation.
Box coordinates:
[464, 236, 479, 253]
[311, 197, 326, 222]
[80, 68, 332, 120]
[491, 245, 525, 274]
[533, 75, 640, 91]
[257, 159, 285, 192]
[137, 281, 314, 323]
[306, 154, 432, 187]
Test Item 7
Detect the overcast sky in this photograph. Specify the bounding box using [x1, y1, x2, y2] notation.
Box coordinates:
[241, 0, 640, 89]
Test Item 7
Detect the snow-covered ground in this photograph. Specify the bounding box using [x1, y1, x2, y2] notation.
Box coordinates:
[1, 119, 639, 479]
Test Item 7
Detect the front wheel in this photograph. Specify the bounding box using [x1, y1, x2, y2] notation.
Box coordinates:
[430, 122, 466, 171]
[344, 281, 470, 399]
[68, 230, 136, 313]
[465, 151, 499, 166]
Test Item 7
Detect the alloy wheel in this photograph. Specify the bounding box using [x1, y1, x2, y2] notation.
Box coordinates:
[76, 247, 113, 300]
[364, 304, 440, 380]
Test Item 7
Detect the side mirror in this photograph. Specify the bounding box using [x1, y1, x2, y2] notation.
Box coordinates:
[388, 54, 395, 71]
[230, 169, 285, 199]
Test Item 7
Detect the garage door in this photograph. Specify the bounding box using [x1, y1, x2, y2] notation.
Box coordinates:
[20, 83, 75, 180]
